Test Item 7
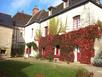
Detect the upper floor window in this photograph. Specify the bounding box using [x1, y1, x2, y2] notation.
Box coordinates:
[73, 15, 80, 30]
[45, 26, 48, 36]
[32, 28, 33, 37]
[20, 32, 23, 36]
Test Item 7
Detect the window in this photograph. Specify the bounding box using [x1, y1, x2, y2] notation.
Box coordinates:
[45, 26, 48, 36]
[32, 28, 33, 37]
[73, 15, 80, 30]
[42, 48, 45, 55]
[54, 45, 60, 56]
[20, 32, 22, 36]
[0, 50, 6, 54]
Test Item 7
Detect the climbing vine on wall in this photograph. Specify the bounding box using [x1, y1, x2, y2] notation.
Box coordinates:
[39, 25, 101, 63]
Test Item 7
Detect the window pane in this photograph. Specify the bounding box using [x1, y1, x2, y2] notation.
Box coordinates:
[73, 15, 80, 30]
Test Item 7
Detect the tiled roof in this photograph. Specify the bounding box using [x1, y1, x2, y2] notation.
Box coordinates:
[52, 3, 63, 16]
[0, 13, 13, 28]
[40, 0, 102, 22]
[12, 12, 31, 27]
[26, 0, 102, 26]
[26, 10, 48, 26]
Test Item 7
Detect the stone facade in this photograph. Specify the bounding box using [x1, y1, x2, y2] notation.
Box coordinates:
[0, 25, 13, 57]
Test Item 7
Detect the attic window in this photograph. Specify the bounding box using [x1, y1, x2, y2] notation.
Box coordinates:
[48, 6, 55, 16]
[63, 0, 69, 8]
[73, 15, 80, 30]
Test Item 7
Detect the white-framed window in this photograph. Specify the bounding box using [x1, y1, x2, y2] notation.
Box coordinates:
[54, 45, 60, 56]
[73, 15, 80, 30]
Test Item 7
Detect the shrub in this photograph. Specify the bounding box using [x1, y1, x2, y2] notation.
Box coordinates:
[93, 50, 102, 66]
[76, 68, 91, 77]
[48, 54, 53, 62]
[93, 58, 102, 66]
[26, 42, 38, 50]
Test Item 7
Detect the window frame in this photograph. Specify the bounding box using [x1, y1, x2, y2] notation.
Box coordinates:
[45, 26, 48, 36]
[73, 15, 80, 30]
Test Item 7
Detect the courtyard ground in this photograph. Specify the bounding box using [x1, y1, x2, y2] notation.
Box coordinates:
[0, 57, 102, 77]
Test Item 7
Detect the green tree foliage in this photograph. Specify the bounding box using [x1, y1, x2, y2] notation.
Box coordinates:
[35, 26, 42, 39]
[97, 20, 102, 30]
[49, 18, 66, 35]
[26, 42, 38, 50]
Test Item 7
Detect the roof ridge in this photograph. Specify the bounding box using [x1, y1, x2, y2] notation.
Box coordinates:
[16, 12, 31, 17]
[37, 10, 43, 19]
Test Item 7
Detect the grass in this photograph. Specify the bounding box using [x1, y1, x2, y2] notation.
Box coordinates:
[0, 60, 31, 77]
[0, 60, 89, 77]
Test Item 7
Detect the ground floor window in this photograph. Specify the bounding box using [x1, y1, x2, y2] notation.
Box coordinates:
[0, 49, 6, 54]
[54, 45, 60, 62]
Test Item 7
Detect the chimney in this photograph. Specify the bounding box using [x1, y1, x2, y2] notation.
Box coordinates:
[48, 6, 55, 16]
[62, 0, 69, 8]
[32, 6, 39, 15]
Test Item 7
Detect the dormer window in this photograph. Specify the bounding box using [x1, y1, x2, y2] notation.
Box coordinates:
[73, 15, 80, 30]
[49, 11, 52, 16]
[62, 0, 69, 8]
[48, 6, 55, 16]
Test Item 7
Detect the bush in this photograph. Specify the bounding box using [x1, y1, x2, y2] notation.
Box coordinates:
[93, 50, 102, 66]
[93, 58, 102, 66]
[43, 51, 54, 62]
[48, 54, 53, 62]
[26, 42, 38, 50]
[76, 68, 91, 77]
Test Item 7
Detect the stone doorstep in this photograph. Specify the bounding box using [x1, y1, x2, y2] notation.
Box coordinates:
[93, 71, 102, 77]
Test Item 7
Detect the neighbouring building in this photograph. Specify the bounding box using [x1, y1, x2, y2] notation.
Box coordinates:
[0, 13, 13, 57]
[25, 0, 102, 64]
[12, 12, 31, 56]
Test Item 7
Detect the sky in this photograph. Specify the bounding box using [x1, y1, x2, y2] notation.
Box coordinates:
[0, 0, 102, 16]
[0, 0, 62, 16]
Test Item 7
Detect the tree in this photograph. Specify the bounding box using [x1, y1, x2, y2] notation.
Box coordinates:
[97, 20, 102, 31]
[49, 18, 66, 35]
[35, 26, 42, 40]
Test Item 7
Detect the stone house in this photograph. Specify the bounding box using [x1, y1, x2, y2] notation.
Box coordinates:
[0, 13, 13, 57]
[25, 0, 102, 64]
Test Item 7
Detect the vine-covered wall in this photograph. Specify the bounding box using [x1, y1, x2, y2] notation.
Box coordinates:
[39, 25, 101, 64]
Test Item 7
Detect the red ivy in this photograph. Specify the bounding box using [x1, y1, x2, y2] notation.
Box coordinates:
[39, 25, 101, 64]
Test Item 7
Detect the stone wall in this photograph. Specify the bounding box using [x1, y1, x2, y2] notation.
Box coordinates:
[0, 25, 13, 57]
